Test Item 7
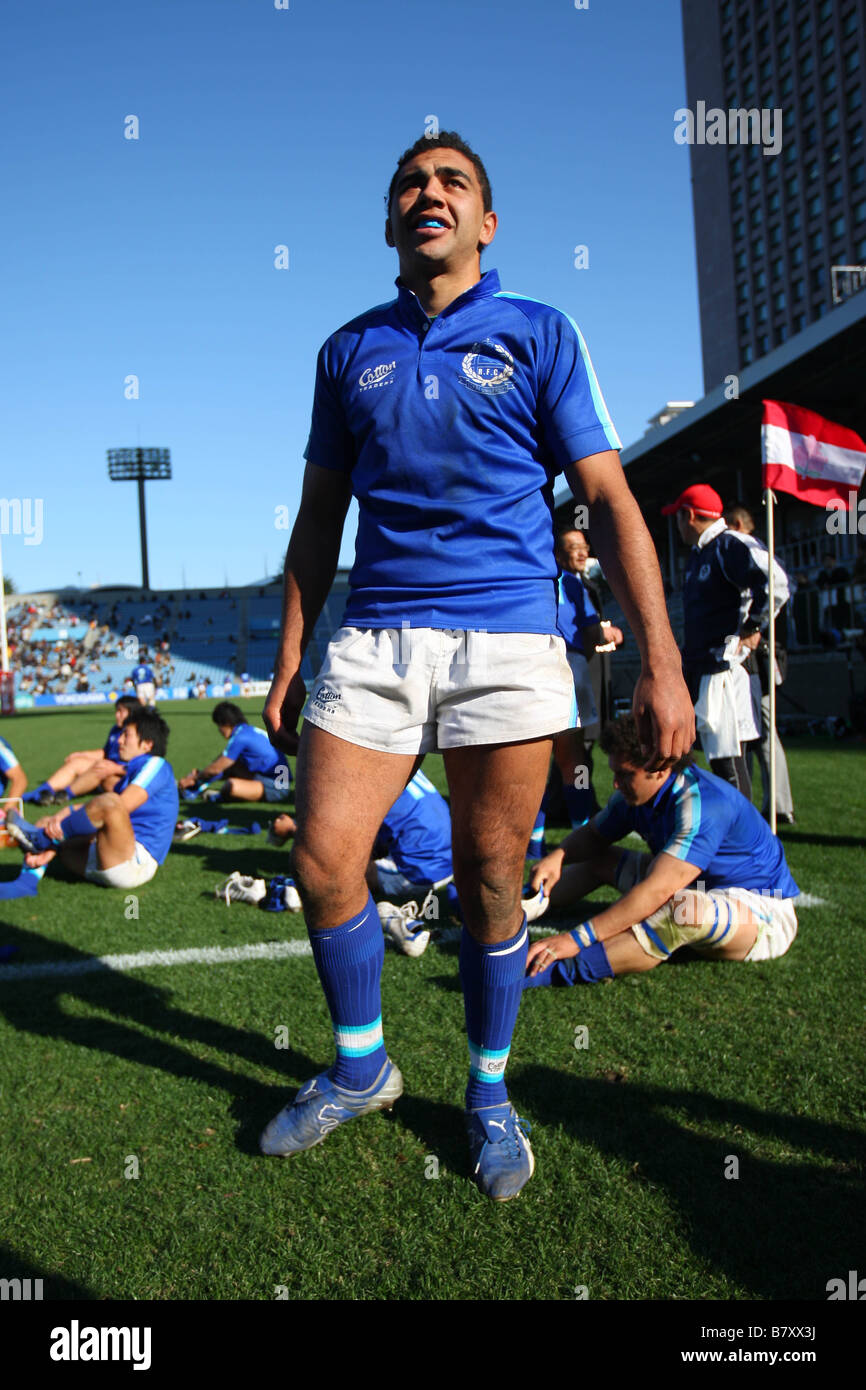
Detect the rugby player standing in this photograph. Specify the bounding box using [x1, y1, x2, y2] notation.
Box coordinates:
[261, 132, 693, 1199]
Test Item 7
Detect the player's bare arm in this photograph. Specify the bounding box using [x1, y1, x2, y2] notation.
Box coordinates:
[526, 852, 699, 974]
[564, 452, 695, 769]
[264, 462, 352, 753]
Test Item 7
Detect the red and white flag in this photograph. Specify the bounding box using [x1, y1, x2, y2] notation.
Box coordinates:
[761, 400, 866, 509]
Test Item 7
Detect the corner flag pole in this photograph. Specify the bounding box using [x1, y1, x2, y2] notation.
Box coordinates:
[765, 486, 777, 836]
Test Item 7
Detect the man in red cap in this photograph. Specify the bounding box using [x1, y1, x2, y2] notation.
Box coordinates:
[663, 484, 780, 797]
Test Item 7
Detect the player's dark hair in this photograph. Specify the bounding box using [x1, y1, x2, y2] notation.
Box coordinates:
[723, 503, 754, 531]
[212, 701, 245, 729]
[115, 695, 141, 713]
[386, 131, 492, 214]
[600, 714, 692, 773]
[126, 706, 169, 758]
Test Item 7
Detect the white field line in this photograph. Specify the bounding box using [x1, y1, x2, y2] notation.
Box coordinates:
[0, 939, 312, 982]
[0, 893, 828, 982]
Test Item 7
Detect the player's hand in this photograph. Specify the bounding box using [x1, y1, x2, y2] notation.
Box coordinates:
[263, 670, 305, 756]
[739, 631, 762, 652]
[526, 931, 579, 977]
[39, 812, 69, 841]
[528, 847, 565, 895]
[603, 624, 624, 648]
[178, 771, 197, 790]
[633, 663, 695, 771]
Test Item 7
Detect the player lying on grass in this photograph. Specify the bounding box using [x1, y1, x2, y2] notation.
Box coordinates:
[0, 735, 28, 803]
[269, 769, 453, 956]
[25, 696, 141, 805]
[3, 707, 179, 897]
[179, 702, 291, 804]
[522, 714, 799, 987]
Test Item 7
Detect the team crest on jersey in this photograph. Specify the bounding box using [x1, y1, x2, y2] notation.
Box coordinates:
[698, 563, 711, 581]
[459, 339, 515, 395]
[359, 361, 396, 391]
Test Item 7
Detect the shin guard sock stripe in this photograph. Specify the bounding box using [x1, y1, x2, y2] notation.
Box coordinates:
[461, 919, 528, 1109]
[308, 891, 386, 1090]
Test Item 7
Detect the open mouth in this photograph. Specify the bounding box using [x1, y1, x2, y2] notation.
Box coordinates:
[411, 217, 450, 232]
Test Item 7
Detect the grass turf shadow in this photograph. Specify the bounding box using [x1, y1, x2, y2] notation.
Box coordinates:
[512, 1064, 865, 1301]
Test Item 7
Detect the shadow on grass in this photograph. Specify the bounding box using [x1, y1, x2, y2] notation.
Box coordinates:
[776, 832, 866, 849]
[511, 1065, 865, 1301]
[0, 920, 326, 1155]
[0, 1243, 94, 1301]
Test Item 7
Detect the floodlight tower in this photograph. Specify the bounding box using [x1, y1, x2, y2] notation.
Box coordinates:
[107, 448, 172, 589]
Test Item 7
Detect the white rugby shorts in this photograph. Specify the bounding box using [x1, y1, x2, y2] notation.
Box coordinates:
[302, 626, 576, 753]
[84, 839, 160, 889]
[565, 650, 598, 733]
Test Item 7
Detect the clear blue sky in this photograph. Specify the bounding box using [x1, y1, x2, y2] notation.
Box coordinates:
[3, 0, 702, 594]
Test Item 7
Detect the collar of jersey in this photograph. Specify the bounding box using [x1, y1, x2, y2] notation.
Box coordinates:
[394, 267, 501, 328]
[696, 518, 727, 549]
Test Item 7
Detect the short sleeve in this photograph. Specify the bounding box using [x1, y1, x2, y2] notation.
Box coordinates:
[592, 792, 633, 843]
[303, 340, 356, 473]
[662, 770, 726, 868]
[537, 312, 622, 470]
[0, 739, 18, 772]
[223, 729, 244, 760]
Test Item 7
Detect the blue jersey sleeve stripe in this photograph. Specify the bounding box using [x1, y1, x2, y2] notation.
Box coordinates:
[0, 743, 18, 771]
[132, 757, 163, 790]
[567, 316, 623, 452]
[494, 291, 622, 451]
[664, 769, 702, 860]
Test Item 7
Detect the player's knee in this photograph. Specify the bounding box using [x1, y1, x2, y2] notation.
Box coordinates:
[92, 791, 123, 819]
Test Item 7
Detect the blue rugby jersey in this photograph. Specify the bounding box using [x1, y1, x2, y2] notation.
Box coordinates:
[682, 521, 787, 677]
[593, 763, 799, 897]
[103, 725, 125, 763]
[305, 269, 621, 632]
[0, 736, 19, 791]
[223, 723, 290, 783]
[117, 753, 179, 865]
[555, 571, 600, 651]
[377, 769, 453, 885]
[132, 665, 155, 685]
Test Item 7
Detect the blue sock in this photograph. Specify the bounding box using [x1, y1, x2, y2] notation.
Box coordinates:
[522, 956, 579, 989]
[563, 783, 594, 829]
[526, 810, 546, 860]
[308, 891, 387, 1091]
[61, 808, 99, 840]
[575, 941, 614, 983]
[460, 917, 528, 1110]
[0, 865, 46, 899]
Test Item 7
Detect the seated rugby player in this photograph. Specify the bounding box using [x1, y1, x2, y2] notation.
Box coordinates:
[523, 714, 798, 986]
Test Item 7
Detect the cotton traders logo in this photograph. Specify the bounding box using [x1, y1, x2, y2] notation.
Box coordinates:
[312, 684, 342, 710]
[459, 339, 515, 395]
[359, 361, 396, 390]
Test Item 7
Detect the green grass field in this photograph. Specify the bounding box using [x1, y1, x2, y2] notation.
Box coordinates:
[0, 702, 864, 1301]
